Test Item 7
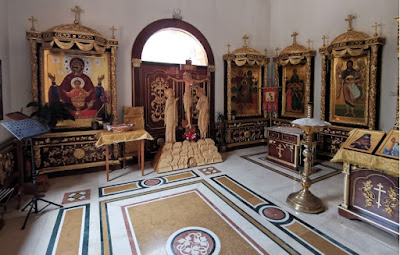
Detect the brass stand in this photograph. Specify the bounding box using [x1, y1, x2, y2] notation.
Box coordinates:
[286, 126, 323, 213]
[286, 103, 329, 214]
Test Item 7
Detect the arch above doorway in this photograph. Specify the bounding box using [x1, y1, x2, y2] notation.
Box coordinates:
[131, 19, 215, 65]
[141, 28, 208, 66]
[131, 19, 216, 155]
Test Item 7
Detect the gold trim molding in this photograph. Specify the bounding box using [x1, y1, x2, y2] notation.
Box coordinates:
[132, 58, 142, 68]
[273, 32, 315, 119]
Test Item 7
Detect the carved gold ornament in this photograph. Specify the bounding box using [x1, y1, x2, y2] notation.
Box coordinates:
[73, 148, 85, 159]
[150, 77, 169, 122]
[360, 180, 375, 207]
[383, 187, 399, 218]
[0, 149, 15, 185]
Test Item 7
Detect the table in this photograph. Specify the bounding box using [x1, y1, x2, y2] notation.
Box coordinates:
[332, 149, 399, 236]
[266, 126, 303, 170]
[95, 129, 153, 181]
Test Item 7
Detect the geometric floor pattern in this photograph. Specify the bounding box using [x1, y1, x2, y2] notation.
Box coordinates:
[99, 175, 356, 255]
[197, 166, 222, 176]
[62, 189, 91, 204]
[98, 170, 199, 197]
[241, 152, 342, 184]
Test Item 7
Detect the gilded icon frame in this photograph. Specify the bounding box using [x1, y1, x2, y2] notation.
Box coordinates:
[40, 49, 112, 128]
[319, 27, 384, 129]
[26, 23, 118, 130]
[273, 40, 315, 119]
[342, 129, 385, 154]
[375, 129, 399, 159]
[229, 63, 262, 118]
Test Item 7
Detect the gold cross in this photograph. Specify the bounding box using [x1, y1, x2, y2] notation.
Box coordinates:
[373, 183, 387, 208]
[243, 34, 249, 47]
[110, 26, 117, 39]
[275, 47, 280, 56]
[306, 39, 312, 50]
[372, 22, 380, 37]
[28, 16, 37, 31]
[322, 35, 327, 47]
[264, 48, 268, 57]
[226, 43, 231, 53]
[291, 32, 298, 45]
[345, 14, 356, 31]
[277, 144, 284, 158]
[71, 5, 83, 25]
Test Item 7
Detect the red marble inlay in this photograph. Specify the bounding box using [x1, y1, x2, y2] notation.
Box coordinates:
[263, 208, 285, 220]
[143, 178, 161, 186]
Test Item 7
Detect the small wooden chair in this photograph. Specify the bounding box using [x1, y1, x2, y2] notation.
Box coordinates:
[122, 106, 144, 168]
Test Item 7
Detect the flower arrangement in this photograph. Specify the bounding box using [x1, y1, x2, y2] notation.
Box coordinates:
[184, 131, 197, 142]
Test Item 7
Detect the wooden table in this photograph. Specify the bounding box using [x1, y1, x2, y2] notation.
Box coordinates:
[95, 129, 153, 181]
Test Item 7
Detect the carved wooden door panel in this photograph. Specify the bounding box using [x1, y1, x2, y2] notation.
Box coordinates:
[135, 62, 209, 155]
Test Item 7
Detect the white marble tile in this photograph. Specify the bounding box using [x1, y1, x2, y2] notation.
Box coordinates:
[0, 145, 397, 254]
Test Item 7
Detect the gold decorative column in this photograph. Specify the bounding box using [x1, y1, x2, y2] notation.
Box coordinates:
[287, 103, 330, 213]
[341, 162, 351, 209]
[226, 60, 232, 120]
[320, 54, 327, 120]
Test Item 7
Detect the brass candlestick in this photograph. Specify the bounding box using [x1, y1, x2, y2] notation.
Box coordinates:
[286, 103, 330, 213]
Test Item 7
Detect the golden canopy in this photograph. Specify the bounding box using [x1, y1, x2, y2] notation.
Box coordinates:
[26, 23, 118, 53]
[274, 42, 315, 66]
[223, 45, 268, 67]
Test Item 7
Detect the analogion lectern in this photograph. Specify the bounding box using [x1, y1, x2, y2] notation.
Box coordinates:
[1, 119, 63, 229]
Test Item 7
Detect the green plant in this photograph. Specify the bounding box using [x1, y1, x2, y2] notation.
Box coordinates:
[27, 101, 75, 129]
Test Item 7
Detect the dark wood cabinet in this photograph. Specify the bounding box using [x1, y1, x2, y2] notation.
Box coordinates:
[266, 126, 302, 170]
[32, 130, 119, 174]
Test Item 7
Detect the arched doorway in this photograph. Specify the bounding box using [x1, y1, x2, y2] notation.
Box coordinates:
[131, 19, 215, 155]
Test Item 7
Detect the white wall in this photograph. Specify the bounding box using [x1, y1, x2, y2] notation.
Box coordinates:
[5, 0, 270, 128]
[0, 0, 11, 142]
[269, 0, 399, 131]
[1, 0, 398, 145]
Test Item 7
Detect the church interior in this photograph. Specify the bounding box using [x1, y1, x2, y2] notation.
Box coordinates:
[0, 0, 399, 254]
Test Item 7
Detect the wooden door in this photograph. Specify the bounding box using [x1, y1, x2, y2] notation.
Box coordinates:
[134, 61, 210, 155]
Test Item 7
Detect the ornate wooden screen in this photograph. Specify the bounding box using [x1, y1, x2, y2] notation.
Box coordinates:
[135, 62, 210, 154]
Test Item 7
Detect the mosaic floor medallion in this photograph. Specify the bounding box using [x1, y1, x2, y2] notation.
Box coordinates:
[62, 189, 90, 204]
[259, 205, 289, 223]
[166, 227, 221, 255]
[198, 166, 221, 176]
[140, 177, 163, 187]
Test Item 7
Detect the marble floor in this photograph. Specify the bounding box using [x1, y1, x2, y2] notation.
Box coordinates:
[0, 146, 398, 255]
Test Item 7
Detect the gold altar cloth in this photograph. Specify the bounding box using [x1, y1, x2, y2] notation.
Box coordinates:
[95, 129, 153, 147]
[331, 149, 399, 177]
